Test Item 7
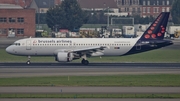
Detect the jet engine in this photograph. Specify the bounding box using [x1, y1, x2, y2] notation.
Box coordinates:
[56, 52, 74, 62]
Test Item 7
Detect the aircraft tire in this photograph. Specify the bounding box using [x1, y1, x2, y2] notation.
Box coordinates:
[81, 59, 89, 65]
[26, 60, 31, 65]
[83, 60, 89, 65]
[81, 59, 85, 64]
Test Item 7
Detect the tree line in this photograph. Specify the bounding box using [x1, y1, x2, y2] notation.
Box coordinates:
[36, 0, 180, 31]
[37, 11, 157, 25]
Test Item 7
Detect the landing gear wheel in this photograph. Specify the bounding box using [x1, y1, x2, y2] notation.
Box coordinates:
[83, 60, 89, 65]
[26, 60, 31, 65]
[81, 59, 85, 64]
[81, 59, 89, 65]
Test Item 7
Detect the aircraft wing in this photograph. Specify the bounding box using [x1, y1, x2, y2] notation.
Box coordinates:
[54, 46, 108, 57]
[72, 46, 107, 56]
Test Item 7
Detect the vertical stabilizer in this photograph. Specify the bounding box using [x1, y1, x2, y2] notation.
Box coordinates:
[140, 12, 170, 40]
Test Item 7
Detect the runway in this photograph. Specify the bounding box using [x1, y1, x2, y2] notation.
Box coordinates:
[1, 62, 180, 67]
[0, 63, 180, 77]
[1, 87, 180, 94]
[0, 63, 180, 101]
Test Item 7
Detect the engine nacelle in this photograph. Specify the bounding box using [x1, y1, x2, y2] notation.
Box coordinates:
[56, 52, 74, 62]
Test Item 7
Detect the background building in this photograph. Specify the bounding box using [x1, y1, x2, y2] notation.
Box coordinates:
[78, 0, 128, 16]
[140, 0, 174, 17]
[116, 0, 141, 16]
[78, 0, 117, 11]
[30, 0, 55, 13]
[0, 0, 32, 8]
[115, 0, 174, 17]
[0, 4, 35, 37]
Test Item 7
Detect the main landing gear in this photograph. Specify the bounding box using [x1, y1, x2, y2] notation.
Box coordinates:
[81, 54, 89, 65]
[26, 56, 31, 65]
[81, 59, 89, 65]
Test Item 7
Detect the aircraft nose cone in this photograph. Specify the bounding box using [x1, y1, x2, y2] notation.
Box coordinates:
[6, 46, 12, 54]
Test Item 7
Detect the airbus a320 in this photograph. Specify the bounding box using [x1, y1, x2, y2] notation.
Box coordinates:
[6, 12, 173, 65]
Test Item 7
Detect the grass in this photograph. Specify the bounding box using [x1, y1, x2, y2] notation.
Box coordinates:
[0, 49, 180, 63]
[0, 93, 180, 98]
[0, 74, 180, 87]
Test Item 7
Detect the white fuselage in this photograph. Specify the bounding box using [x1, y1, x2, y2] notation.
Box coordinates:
[6, 37, 139, 56]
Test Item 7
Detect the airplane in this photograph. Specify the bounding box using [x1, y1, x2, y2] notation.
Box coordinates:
[6, 12, 173, 65]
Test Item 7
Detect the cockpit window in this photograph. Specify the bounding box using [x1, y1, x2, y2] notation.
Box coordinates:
[13, 43, 20, 46]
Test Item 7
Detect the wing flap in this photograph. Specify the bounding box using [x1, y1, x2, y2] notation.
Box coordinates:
[73, 46, 107, 55]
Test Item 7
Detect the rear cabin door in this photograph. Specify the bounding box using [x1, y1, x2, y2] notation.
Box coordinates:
[136, 40, 141, 50]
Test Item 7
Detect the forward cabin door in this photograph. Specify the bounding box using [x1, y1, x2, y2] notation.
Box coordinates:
[26, 40, 31, 50]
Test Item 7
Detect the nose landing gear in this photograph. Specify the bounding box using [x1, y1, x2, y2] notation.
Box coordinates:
[26, 56, 31, 65]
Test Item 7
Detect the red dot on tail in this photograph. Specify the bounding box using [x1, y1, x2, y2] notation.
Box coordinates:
[151, 34, 156, 38]
[158, 33, 162, 36]
[150, 27, 155, 30]
[148, 30, 152, 34]
[145, 34, 150, 39]
[162, 27, 165, 31]
[161, 31, 165, 33]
